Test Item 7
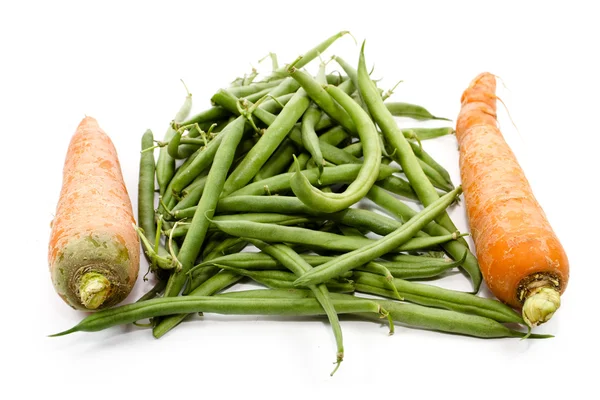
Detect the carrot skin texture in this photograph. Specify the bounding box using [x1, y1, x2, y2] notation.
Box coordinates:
[48, 117, 140, 310]
[456, 73, 569, 309]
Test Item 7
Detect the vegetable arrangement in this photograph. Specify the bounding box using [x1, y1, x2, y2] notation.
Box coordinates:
[50, 32, 567, 374]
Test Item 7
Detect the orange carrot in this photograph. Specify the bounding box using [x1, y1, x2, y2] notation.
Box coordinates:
[456, 73, 569, 326]
[48, 116, 139, 311]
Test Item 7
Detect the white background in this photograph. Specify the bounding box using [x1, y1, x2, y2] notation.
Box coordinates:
[1, 1, 598, 398]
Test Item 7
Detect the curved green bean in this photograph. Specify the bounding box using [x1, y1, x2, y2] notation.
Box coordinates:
[290, 85, 381, 212]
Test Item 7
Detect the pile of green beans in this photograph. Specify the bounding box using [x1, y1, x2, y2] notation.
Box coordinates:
[52, 32, 550, 375]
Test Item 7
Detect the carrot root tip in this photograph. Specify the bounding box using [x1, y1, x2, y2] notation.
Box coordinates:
[78, 272, 111, 310]
[522, 287, 561, 328]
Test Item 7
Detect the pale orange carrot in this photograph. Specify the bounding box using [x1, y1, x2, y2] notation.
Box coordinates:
[48, 116, 139, 311]
[456, 73, 569, 326]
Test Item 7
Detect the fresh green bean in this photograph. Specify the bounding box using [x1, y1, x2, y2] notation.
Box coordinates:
[164, 116, 246, 298]
[301, 104, 325, 174]
[156, 92, 193, 194]
[367, 185, 482, 293]
[218, 289, 547, 339]
[289, 67, 356, 134]
[403, 127, 455, 141]
[190, 251, 459, 281]
[169, 176, 207, 214]
[409, 140, 453, 189]
[271, 31, 350, 78]
[228, 79, 285, 98]
[357, 43, 480, 291]
[293, 186, 462, 287]
[138, 130, 158, 249]
[221, 89, 311, 196]
[384, 102, 450, 121]
[290, 85, 381, 212]
[229, 163, 396, 197]
[353, 271, 523, 324]
[210, 217, 461, 253]
[166, 214, 313, 238]
[254, 139, 298, 181]
[51, 295, 389, 337]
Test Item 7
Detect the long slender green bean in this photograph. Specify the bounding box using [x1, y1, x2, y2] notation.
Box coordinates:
[254, 139, 298, 181]
[384, 102, 450, 121]
[293, 187, 462, 287]
[229, 163, 396, 197]
[367, 185, 482, 293]
[357, 43, 481, 292]
[209, 217, 460, 253]
[353, 271, 523, 324]
[164, 116, 246, 298]
[157, 92, 193, 194]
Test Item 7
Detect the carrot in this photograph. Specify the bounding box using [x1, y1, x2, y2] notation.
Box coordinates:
[455, 73, 569, 326]
[48, 116, 140, 311]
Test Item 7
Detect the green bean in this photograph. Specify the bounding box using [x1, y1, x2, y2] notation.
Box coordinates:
[228, 79, 285, 98]
[138, 130, 158, 250]
[270, 31, 350, 78]
[191, 251, 458, 281]
[384, 102, 450, 121]
[51, 295, 391, 337]
[290, 85, 381, 213]
[229, 163, 396, 197]
[353, 271, 523, 324]
[156, 92, 193, 195]
[357, 256, 462, 280]
[176, 106, 231, 130]
[403, 127, 455, 141]
[289, 67, 356, 134]
[415, 157, 454, 192]
[254, 139, 298, 181]
[164, 116, 246, 298]
[137, 130, 174, 271]
[318, 126, 350, 145]
[221, 89, 311, 196]
[301, 104, 325, 174]
[367, 185, 482, 293]
[220, 289, 548, 339]
[376, 175, 419, 201]
[50, 289, 552, 339]
[217, 264, 353, 293]
[167, 213, 313, 238]
[357, 43, 480, 291]
[293, 186, 462, 287]
[153, 270, 244, 338]
[169, 176, 207, 214]
[168, 122, 251, 196]
[409, 140, 453, 189]
[210, 217, 461, 254]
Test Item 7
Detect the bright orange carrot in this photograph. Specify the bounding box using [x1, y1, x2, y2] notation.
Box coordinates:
[48, 116, 139, 311]
[456, 73, 569, 326]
